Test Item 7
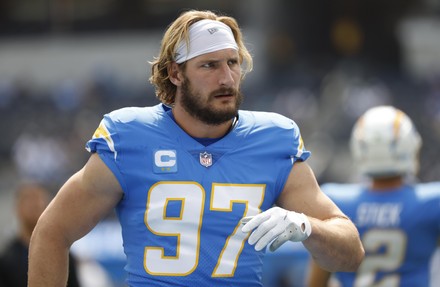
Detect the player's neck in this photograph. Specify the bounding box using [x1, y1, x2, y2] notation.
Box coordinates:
[171, 106, 235, 138]
[371, 176, 404, 191]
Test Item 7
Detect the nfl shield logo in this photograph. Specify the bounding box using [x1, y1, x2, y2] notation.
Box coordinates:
[199, 152, 213, 167]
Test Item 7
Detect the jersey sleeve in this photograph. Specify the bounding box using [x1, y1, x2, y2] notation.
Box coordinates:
[290, 120, 311, 163]
[418, 182, 440, 235]
[85, 115, 126, 191]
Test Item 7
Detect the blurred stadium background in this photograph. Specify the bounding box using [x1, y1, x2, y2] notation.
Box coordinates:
[1, 0, 440, 286]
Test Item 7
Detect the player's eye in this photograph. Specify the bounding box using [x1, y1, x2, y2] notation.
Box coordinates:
[201, 62, 215, 68]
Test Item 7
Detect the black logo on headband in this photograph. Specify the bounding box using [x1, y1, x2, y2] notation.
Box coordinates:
[207, 27, 219, 34]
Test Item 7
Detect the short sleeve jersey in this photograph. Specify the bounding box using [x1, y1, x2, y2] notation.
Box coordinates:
[86, 104, 310, 287]
[322, 182, 440, 287]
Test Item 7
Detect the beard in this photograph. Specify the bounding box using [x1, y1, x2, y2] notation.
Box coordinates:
[179, 76, 243, 126]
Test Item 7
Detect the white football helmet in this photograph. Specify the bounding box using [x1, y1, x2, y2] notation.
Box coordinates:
[350, 106, 422, 178]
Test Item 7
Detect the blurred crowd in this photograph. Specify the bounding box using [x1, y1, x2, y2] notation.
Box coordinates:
[0, 67, 157, 190]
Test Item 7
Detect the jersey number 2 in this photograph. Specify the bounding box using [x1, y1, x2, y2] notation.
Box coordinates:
[355, 229, 406, 287]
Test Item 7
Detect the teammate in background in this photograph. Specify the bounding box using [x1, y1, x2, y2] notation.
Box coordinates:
[307, 106, 440, 287]
[0, 182, 81, 287]
[28, 9, 363, 286]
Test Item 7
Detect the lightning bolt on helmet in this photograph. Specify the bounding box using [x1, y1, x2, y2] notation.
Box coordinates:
[350, 106, 422, 178]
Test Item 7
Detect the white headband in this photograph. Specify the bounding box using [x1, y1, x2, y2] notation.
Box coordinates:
[174, 19, 238, 64]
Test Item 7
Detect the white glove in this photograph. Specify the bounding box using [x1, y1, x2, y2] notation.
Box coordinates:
[241, 206, 312, 252]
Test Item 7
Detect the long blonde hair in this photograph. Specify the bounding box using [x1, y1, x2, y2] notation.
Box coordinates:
[149, 10, 253, 105]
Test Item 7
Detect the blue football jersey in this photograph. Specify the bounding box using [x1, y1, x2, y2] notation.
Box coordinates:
[262, 241, 310, 287]
[321, 182, 440, 287]
[86, 104, 310, 286]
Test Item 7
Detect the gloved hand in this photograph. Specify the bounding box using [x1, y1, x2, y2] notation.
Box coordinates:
[241, 206, 312, 252]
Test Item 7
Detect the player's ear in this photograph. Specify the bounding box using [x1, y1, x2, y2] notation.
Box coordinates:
[168, 62, 183, 86]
